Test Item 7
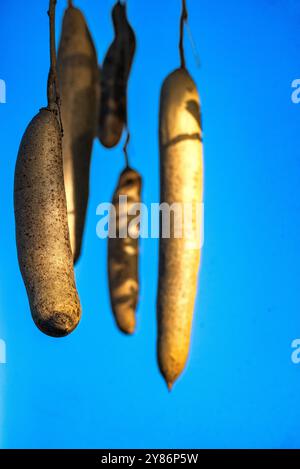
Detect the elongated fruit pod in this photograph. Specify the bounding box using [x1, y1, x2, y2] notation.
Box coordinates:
[14, 108, 82, 337]
[157, 68, 204, 389]
[108, 167, 142, 334]
[57, 5, 99, 263]
[98, 1, 136, 148]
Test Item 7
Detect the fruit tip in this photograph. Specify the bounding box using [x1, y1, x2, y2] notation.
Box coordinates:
[117, 321, 136, 336]
[159, 366, 177, 392]
[166, 380, 174, 392]
[115, 311, 136, 335]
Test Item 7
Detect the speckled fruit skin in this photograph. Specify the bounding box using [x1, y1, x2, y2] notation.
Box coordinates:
[108, 168, 142, 334]
[14, 108, 81, 338]
[157, 68, 204, 389]
[98, 1, 136, 148]
[57, 6, 98, 264]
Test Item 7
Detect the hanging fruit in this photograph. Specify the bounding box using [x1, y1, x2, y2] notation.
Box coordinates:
[57, 0, 99, 264]
[98, 0, 136, 148]
[14, 0, 81, 337]
[108, 135, 142, 334]
[157, 0, 204, 389]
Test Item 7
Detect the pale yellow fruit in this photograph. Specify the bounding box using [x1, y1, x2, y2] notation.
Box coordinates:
[157, 68, 204, 389]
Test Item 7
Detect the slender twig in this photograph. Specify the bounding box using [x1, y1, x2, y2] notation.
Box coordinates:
[68, 0, 73, 7]
[47, 0, 63, 132]
[47, 0, 58, 107]
[179, 0, 188, 69]
[123, 130, 130, 168]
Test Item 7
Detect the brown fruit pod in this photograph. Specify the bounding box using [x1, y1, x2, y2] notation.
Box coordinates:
[14, 108, 82, 337]
[14, 0, 81, 337]
[98, 1, 136, 148]
[108, 167, 142, 334]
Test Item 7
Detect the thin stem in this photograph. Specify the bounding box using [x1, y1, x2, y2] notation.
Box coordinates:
[47, 0, 58, 107]
[123, 0, 131, 168]
[47, 0, 63, 132]
[123, 130, 130, 168]
[186, 21, 201, 68]
[68, 0, 73, 7]
[179, 0, 188, 69]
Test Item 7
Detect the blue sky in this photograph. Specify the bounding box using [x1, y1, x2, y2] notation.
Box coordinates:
[1, 0, 300, 449]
